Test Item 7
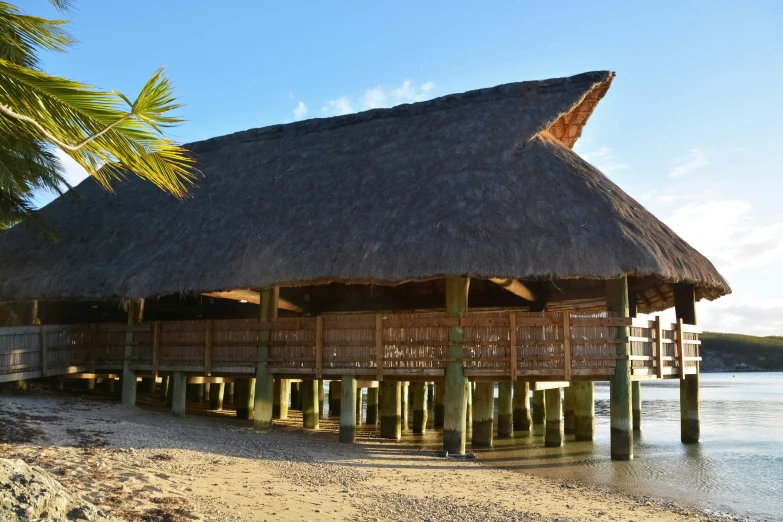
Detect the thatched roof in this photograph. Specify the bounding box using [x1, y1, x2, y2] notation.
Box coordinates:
[0, 71, 730, 312]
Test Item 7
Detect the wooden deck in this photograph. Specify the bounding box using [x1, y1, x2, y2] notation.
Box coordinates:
[0, 311, 700, 384]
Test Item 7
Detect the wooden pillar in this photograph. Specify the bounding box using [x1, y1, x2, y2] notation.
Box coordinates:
[564, 385, 576, 435]
[674, 282, 700, 444]
[400, 382, 409, 430]
[472, 381, 494, 447]
[210, 382, 225, 410]
[544, 387, 563, 447]
[121, 299, 144, 406]
[497, 381, 513, 439]
[355, 387, 363, 424]
[532, 390, 546, 424]
[172, 372, 186, 417]
[339, 376, 357, 443]
[366, 387, 379, 424]
[607, 276, 633, 460]
[434, 382, 445, 428]
[574, 381, 595, 441]
[513, 381, 532, 431]
[254, 287, 278, 430]
[289, 382, 299, 410]
[330, 380, 342, 418]
[318, 379, 325, 419]
[302, 379, 319, 429]
[273, 378, 289, 419]
[411, 381, 427, 434]
[632, 381, 642, 431]
[443, 277, 469, 454]
[235, 378, 255, 420]
[380, 381, 401, 440]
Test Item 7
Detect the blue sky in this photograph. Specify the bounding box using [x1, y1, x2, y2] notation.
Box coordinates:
[22, 0, 783, 335]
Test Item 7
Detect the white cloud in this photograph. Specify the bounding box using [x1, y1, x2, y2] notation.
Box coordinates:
[293, 101, 308, 119]
[321, 97, 354, 116]
[579, 146, 628, 174]
[322, 80, 435, 116]
[669, 148, 707, 178]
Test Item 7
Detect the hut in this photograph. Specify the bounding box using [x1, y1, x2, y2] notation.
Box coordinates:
[0, 71, 729, 459]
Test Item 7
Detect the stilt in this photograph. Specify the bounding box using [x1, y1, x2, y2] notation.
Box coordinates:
[564, 386, 576, 435]
[355, 388, 363, 424]
[195, 383, 205, 403]
[544, 387, 563, 447]
[330, 380, 342, 418]
[203, 383, 211, 401]
[513, 381, 532, 432]
[427, 383, 434, 410]
[289, 382, 299, 410]
[273, 378, 289, 419]
[443, 277, 469, 454]
[121, 299, 144, 406]
[302, 379, 319, 429]
[227, 382, 235, 405]
[574, 381, 595, 441]
[254, 287, 278, 431]
[411, 381, 427, 434]
[318, 379, 325, 419]
[172, 372, 186, 417]
[400, 382, 409, 430]
[607, 276, 633, 460]
[464, 380, 472, 426]
[675, 282, 700, 444]
[434, 382, 445, 428]
[159, 375, 169, 401]
[87, 378, 95, 391]
[165, 377, 173, 407]
[339, 376, 357, 443]
[472, 381, 494, 447]
[497, 381, 513, 439]
[235, 378, 255, 420]
[380, 381, 401, 440]
[632, 381, 641, 431]
[366, 387, 379, 424]
[532, 390, 546, 424]
[210, 382, 225, 410]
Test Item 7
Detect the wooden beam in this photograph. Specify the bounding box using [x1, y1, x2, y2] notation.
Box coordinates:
[203, 290, 304, 314]
[489, 278, 537, 302]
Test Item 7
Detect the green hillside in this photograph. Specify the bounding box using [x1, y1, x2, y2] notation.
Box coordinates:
[700, 332, 783, 372]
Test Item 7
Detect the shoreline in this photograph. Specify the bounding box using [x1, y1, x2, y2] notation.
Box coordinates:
[0, 389, 742, 522]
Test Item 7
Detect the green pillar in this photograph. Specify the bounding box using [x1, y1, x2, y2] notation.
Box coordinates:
[574, 381, 595, 441]
[380, 381, 401, 440]
[411, 381, 427, 434]
[355, 387, 363, 424]
[339, 376, 357, 443]
[302, 379, 319, 429]
[209, 382, 225, 410]
[472, 381, 494, 447]
[273, 378, 289, 419]
[675, 282, 700, 444]
[632, 381, 641, 431]
[400, 382, 409, 430]
[235, 378, 255, 420]
[330, 380, 342, 418]
[545, 387, 563, 447]
[434, 382, 445, 428]
[289, 382, 299, 410]
[564, 385, 576, 435]
[443, 277, 469, 455]
[318, 379, 325, 419]
[121, 299, 144, 406]
[513, 381, 532, 432]
[253, 287, 277, 430]
[607, 276, 633, 460]
[532, 390, 546, 424]
[172, 372, 186, 417]
[366, 387, 379, 424]
[497, 381, 513, 439]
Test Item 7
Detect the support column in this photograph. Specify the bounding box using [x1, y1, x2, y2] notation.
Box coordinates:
[204, 383, 211, 401]
[427, 383, 434, 410]
[302, 379, 319, 429]
[497, 381, 513, 439]
[318, 379, 325, 419]
[103, 377, 115, 394]
[411, 381, 427, 434]
[121, 299, 144, 406]
[254, 287, 278, 430]
[532, 390, 546, 424]
[330, 380, 342, 418]
[380, 381, 401, 440]
[472, 381, 494, 447]
[434, 382, 445, 428]
[564, 385, 576, 435]
[574, 381, 595, 441]
[235, 378, 255, 420]
[355, 387, 363, 424]
[513, 381, 532, 432]
[87, 378, 96, 391]
[675, 282, 700, 444]
[443, 277, 469, 454]
[289, 382, 299, 410]
[339, 376, 357, 443]
[159, 375, 169, 401]
[209, 382, 225, 410]
[366, 387, 379, 424]
[545, 387, 563, 447]
[165, 379, 173, 407]
[632, 381, 641, 431]
[400, 382, 409, 430]
[172, 372, 186, 417]
[195, 383, 205, 403]
[273, 378, 289, 419]
[227, 382, 235, 405]
[607, 276, 633, 460]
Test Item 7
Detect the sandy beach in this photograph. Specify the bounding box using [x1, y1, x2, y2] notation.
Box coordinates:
[0, 387, 736, 522]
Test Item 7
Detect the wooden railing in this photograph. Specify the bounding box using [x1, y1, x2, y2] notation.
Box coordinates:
[0, 311, 700, 383]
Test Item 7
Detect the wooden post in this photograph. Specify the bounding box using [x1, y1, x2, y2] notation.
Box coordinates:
[121, 299, 144, 406]
[318, 379, 325, 419]
[497, 381, 513, 439]
[607, 276, 633, 460]
[254, 287, 278, 430]
[574, 381, 595, 441]
[563, 312, 572, 381]
[654, 316, 663, 379]
[339, 376, 357, 443]
[513, 381, 532, 431]
[205, 320, 213, 376]
[380, 381, 401, 440]
[302, 379, 319, 429]
[39, 329, 48, 378]
[273, 378, 289, 419]
[366, 386, 379, 424]
[545, 387, 563, 447]
[172, 372, 186, 417]
[315, 316, 324, 379]
[472, 381, 494, 447]
[209, 382, 225, 410]
[532, 390, 546, 424]
[411, 381, 427, 434]
[443, 277, 469, 454]
[375, 315, 383, 381]
[400, 382, 409, 430]
[509, 313, 517, 381]
[356, 387, 364, 424]
[676, 318, 686, 380]
[674, 282, 700, 444]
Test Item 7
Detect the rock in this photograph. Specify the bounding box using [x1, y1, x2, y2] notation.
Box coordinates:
[0, 458, 119, 522]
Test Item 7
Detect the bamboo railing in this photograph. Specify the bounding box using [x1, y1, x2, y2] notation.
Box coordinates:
[0, 311, 700, 383]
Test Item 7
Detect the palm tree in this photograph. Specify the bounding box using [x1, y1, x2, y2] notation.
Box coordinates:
[0, 0, 195, 234]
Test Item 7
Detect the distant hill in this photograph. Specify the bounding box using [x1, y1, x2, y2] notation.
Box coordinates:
[700, 332, 783, 372]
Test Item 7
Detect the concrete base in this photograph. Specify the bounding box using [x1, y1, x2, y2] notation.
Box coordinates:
[302, 380, 320, 429]
[339, 376, 357, 443]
